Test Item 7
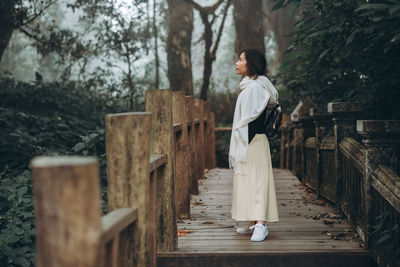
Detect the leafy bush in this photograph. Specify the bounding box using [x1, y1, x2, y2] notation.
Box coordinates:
[0, 76, 128, 266]
[0, 171, 35, 267]
[273, 0, 400, 119]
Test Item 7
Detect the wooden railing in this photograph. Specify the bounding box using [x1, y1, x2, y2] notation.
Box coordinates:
[281, 100, 400, 266]
[30, 89, 216, 267]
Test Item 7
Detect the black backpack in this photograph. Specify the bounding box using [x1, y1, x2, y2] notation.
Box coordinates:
[264, 103, 282, 138]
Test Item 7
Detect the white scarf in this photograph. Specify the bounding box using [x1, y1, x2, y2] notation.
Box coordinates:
[228, 75, 279, 174]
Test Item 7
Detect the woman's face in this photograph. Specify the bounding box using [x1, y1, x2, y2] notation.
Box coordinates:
[235, 52, 248, 76]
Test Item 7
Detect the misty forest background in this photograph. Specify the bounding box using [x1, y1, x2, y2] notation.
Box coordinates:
[1, 0, 399, 266]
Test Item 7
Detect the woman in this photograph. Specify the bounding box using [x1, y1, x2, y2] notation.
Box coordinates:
[229, 49, 279, 242]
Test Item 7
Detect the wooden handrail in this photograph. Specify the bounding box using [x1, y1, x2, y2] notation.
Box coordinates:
[149, 154, 167, 173]
[215, 127, 232, 131]
[31, 91, 217, 267]
[339, 137, 365, 172]
[101, 208, 139, 245]
[371, 165, 400, 213]
[280, 100, 400, 266]
[319, 136, 335, 150]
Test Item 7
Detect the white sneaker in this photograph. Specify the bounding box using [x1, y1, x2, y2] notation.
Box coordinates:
[250, 223, 268, 242]
[236, 227, 252, 234]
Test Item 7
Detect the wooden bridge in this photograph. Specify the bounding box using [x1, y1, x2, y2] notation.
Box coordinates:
[30, 91, 399, 266]
[158, 168, 372, 266]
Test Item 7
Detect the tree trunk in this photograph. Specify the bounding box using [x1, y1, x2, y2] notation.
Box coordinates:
[233, 0, 265, 58]
[0, 1, 14, 61]
[195, 0, 231, 100]
[167, 0, 194, 95]
[153, 0, 160, 89]
[199, 13, 213, 100]
[265, 2, 297, 65]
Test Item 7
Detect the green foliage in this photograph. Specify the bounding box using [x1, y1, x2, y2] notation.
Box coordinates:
[71, 129, 109, 213]
[3, 0, 156, 107]
[0, 171, 35, 267]
[370, 209, 400, 266]
[272, 0, 400, 119]
[63, 0, 152, 107]
[0, 76, 124, 171]
[208, 89, 237, 127]
[0, 76, 127, 266]
[215, 131, 231, 167]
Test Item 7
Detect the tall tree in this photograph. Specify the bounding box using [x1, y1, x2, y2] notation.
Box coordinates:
[188, 0, 232, 100]
[167, 0, 194, 95]
[265, 1, 298, 65]
[0, 1, 15, 61]
[0, 0, 57, 61]
[233, 0, 265, 62]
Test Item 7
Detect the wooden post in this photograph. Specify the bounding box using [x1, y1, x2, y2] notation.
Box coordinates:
[310, 107, 333, 197]
[298, 97, 316, 182]
[148, 169, 157, 267]
[105, 112, 152, 267]
[203, 101, 209, 170]
[280, 114, 288, 169]
[194, 99, 205, 180]
[357, 120, 400, 245]
[186, 95, 198, 195]
[208, 112, 216, 169]
[289, 102, 303, 176]
[104, 235, 119, 267]
[31, 156, 102, 267]
[285, 125, 292, 170]
[145, 89, 177, 251]
[172, 91, 190, 219]
[328, 102, 363, 210]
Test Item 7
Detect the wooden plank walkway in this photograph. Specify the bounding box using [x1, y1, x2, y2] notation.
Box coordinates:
[158, 168, 376, 267]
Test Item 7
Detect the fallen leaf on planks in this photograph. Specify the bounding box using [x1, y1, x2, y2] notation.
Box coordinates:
[178, 229, 195, 237]
[323, 219, 335, 225]
[191, 201, 205, 207]
[202, 221, 214, 224]
[327, 212, 341, 219]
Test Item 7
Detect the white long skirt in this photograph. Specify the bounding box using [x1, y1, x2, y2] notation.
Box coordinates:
[231, 134, 279, 222]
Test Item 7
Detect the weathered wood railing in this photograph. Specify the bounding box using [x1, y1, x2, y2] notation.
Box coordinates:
[281, 100, 400, 266]
[31, 89, 216, 267]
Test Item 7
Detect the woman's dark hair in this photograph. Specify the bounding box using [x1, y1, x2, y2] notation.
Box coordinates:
[239, 48, 266, 77]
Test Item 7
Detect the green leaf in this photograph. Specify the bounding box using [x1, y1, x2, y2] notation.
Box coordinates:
[346, 29, 361, 45]
[6, 234, 20, 243]
[14, 247, 30, 256]
[356, 4, 390, 12]
[18, 186, 28, 195]
[318, 48, 330, 61]
[272, 0, 285, 11]
[14, 256, 31, 267]
[389, 4, 400, 15]
[73, 142, 86, 151]
[377, 233, 392, 244]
